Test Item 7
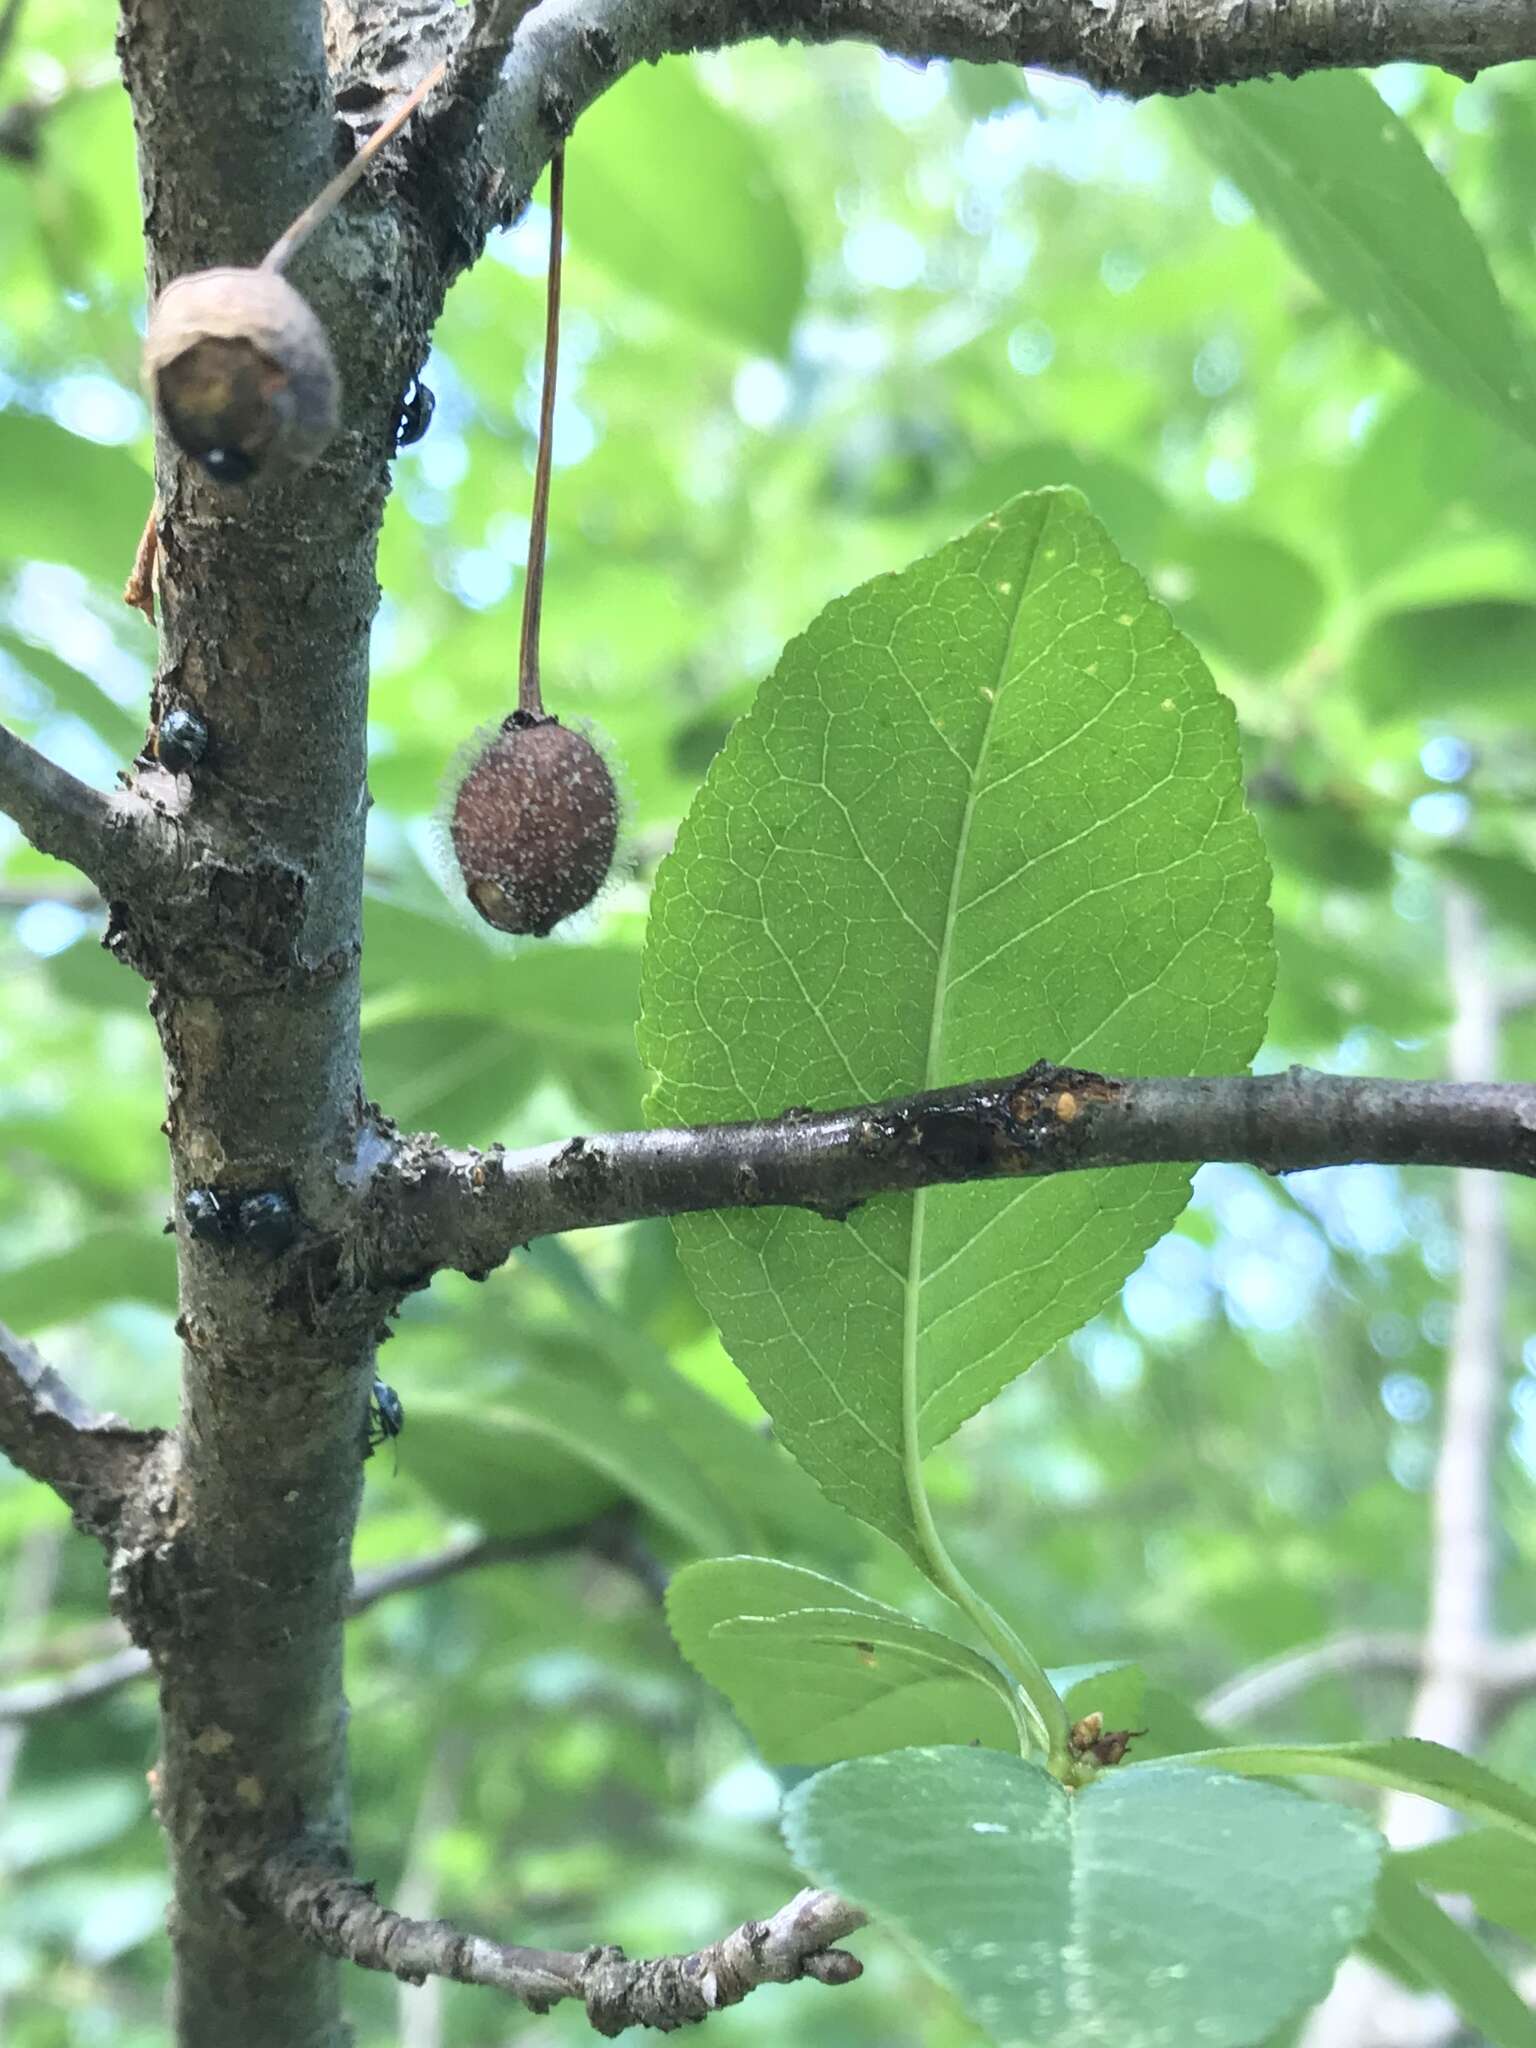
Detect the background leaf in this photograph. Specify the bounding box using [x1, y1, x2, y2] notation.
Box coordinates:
[1369, 1863, 1536, 2048]
[1182, 73, 1536, 442]
[0, 412, 149, 581]
[639, 489, 1273, 1554]
[401, 1378, 736, 1551]
[564, 61, 806, 356]
[1392, 1828, 1536, 1944]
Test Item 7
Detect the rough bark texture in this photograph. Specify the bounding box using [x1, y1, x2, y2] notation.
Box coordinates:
[110, 4, 456, 2038]
[263, 1863, 867, 2031]
[0, 0, 1531, 2041]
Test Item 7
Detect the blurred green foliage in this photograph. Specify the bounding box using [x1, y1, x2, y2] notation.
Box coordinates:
[2, 11, 1536, 2042]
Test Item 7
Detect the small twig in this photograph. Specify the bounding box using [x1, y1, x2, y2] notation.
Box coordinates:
[0, 720, 165, 899]
[123, 507, 159, 624]
[365, 1064, 1536, 1293]
[0, 1320, 163, 1540]
[263, 1859, 865, 2034]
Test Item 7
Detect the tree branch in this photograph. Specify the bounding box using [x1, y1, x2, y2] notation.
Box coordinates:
[364, 1063, 1536, 1290]
[0, 721, 166, 901]
[262, 1860, 865, 2034]
[0, 1319, 164, 1542]
[462, 0, 1536, 250]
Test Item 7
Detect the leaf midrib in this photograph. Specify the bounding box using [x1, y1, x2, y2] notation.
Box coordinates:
[902, 504, 1054, 1492]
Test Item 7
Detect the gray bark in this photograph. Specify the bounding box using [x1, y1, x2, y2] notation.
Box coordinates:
[365, 1066, 1536, 1291]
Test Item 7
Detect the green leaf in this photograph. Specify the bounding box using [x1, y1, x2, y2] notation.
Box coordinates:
[0, 628, 143, 759]
[0, 1776, 146, 1872]
[1337, 389, 1514, 587]
[525, 1240, 861, 1561]
[1158, 525, 1325, 676]
[0, 1227, 176, 1330]
[0, 411, 150, 583]
[1393, 1828, 1536, 1944]
[361, 907, 646, 1132]
[667, 1557, 1022, 1762]
[565, 61, 805, 356]
[1157, 1738, 1536, 1847]
[1430, 848, 1536, 942]
[401, 1376, 735, 1553]
[639, 489, 1273, 1555]
[1352, 600, 1536, 722]
[1370, 1862, 1536, 2048]
[400, 1389, 622, 1539]
[1182, 74, 1536, 442]
[1256, 800, 1392, 895]
[948, 61, 1031, 123]
[783, 1747, 1381, 2048]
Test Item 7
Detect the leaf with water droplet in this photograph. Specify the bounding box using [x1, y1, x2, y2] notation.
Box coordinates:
[783, 1747, 1381, 2048]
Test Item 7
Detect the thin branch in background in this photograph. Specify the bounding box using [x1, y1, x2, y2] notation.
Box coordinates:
[0, 882, 103, 912]
[0, 1320, 164, 1541]
[0, 1613, 124, 1679]
[366, 1065, 1536, 1294]
[1389, 888, 1505, 1840]
[0, 1512, 668, 1724]
[0, 1523, 61, 2040]
[1303, 889, 1510, 2048]
[1200, 1629, 1536, 1728]
[263, 1860, 865, 2033]
[0, 1642, 151, 1726]
[349, 1508, 667, 1616]
[1201, 1632, 1427, 1727]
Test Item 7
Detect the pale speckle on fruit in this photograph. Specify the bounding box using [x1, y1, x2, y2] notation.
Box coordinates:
[451, 714, 619, 938]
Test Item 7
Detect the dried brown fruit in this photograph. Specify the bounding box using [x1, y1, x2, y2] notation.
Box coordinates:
[450, 712, 619, 938]
[143, 267, 339, 483]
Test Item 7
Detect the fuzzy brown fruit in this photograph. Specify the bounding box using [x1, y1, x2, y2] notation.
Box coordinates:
[450, 714, 619, 938]
[143, 267, 339, 484]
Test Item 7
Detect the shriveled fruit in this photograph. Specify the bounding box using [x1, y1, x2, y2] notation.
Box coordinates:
[143, 267, 339, 483]
[450, 713, 619, 938]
